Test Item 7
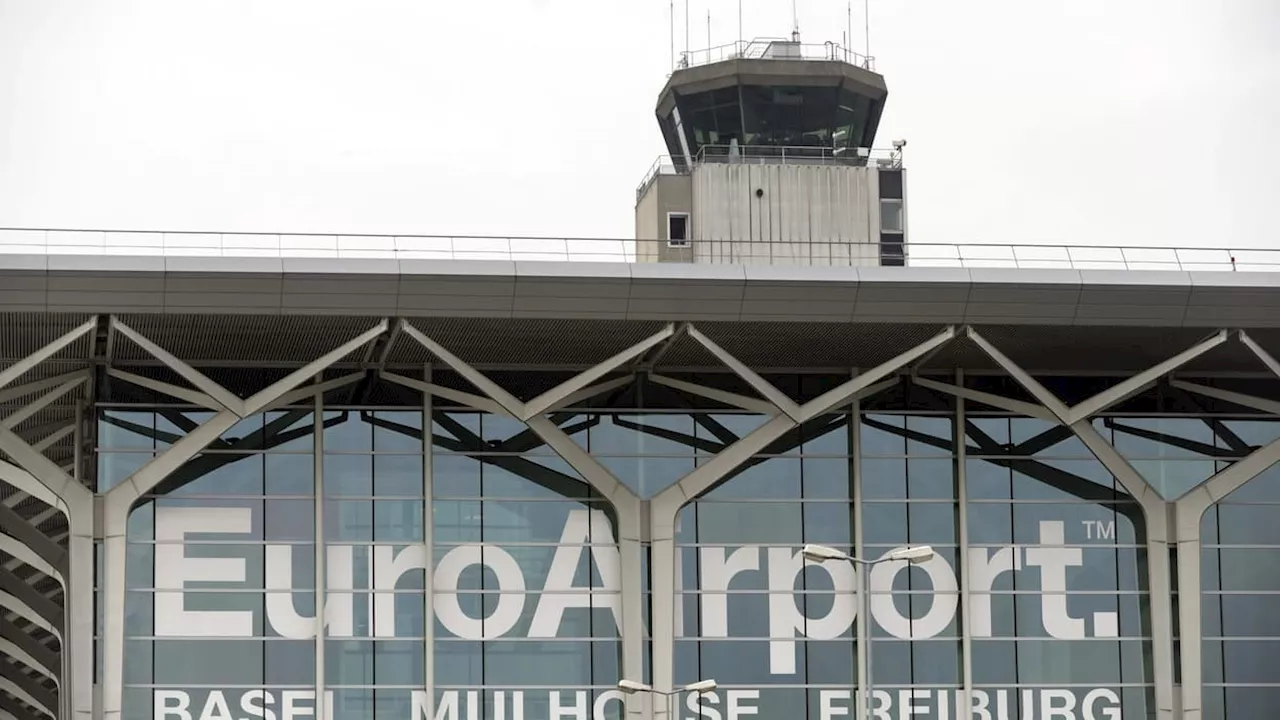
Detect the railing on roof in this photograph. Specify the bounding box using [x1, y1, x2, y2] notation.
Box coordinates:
[0, 228, 1277, 272]
[677, 38, 875, 72]
[637, 145, 904, 199]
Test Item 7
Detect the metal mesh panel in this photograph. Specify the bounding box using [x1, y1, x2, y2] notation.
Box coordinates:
[114, 314, 383, 364]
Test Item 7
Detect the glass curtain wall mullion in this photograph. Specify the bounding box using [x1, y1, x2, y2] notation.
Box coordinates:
[314, 390, 327, 719]
[423, 369, 435, 720]
[955, 370, 975, 715]
[852, 390, 867, 720]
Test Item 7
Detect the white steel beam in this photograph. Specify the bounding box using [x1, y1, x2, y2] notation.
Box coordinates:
[955, 329, 1280, 720]
[1170, 379, 1280, 417]
[0, 371, 90, 407]
[0, 534, 62, 587]
[967, 327, 1227, 425]
[109, 317, 242, 413]
[0, 669, 53, 720]
[0, 461, 68, 519]
[0, 503, 66, 572]
[105, 368, 224, 411]
[0, 319, 96, 394]
[1240, 331, 1280, 380]
[0, 677, 53, 720]
[271, 372, 366, 409]
[542, 373, 635, 414]
[0, 590, 59, 639]
[382, 373, 512, 417]
[401, 321, 673, 421]
[0, 637, 56, 687]
[30, 427, 73, 454]
[911, 376, 1057, 422]
[397, 328, 650, 720]
[0, 414, 90, 720]
[646, 326, 955, 720]
[1170, 432, 1280, 720]
[948, 327, 1255, 720]
[100, 321, 388, 720]
[649, 374, 781, 415]
[0, 377, 87, 431]
[686, 326, 802, 420]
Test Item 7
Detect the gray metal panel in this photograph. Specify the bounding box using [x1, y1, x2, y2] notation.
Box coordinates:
[5, 255, 1280, 329]
[0, 255, 49, 271]
[48, 255, 165, 272]
[511, 265, 634, 319]
[283, 258, 401, 275]
[0, 269, 47, 311]
[165, 257, 285, 274]
[515, 261, 632, 280]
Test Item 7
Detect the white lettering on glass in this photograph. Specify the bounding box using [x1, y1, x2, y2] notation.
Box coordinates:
[153, 689, 1125, 720]
[154, 507, 254, 637]
[154, 508, 1106, 675]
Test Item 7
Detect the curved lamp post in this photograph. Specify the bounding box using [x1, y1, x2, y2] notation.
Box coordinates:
[618, 679, 718, 720]
[801, 544, 934, 719]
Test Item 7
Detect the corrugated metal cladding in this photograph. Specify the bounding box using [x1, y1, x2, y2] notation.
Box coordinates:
[691, 163, 882, 266]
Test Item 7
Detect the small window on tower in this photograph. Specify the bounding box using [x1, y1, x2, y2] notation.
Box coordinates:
[880, 199, 905, 233]
[667, 213, 690, 247]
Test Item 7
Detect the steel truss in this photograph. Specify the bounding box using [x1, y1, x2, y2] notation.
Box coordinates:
[2, 318, 1280, 720]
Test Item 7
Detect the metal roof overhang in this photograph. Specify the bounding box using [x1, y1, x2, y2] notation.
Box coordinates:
[4, 255, 1280, 374]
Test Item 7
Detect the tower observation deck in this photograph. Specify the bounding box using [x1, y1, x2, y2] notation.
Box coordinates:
[636, 36, 907, 267]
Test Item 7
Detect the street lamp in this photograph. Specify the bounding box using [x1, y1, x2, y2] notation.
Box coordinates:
[618, 679, 718, 720]
[801, 544, 934, 719]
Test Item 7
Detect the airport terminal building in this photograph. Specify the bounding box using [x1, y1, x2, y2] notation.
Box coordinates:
[3, 248, 1280, 720]
[4, 36, 1280, 720]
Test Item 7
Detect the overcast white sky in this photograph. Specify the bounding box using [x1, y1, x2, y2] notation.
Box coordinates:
[0, 1, 1277, 248]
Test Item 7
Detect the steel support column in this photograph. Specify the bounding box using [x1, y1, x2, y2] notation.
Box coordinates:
[647, 327, 956, 720]
[393, 324, 667, 720]
[919, 327, 1253, 720]
[98, 319, 388, 720]
[0, 319, 100, 720]
[1163, 333, 1280, 719]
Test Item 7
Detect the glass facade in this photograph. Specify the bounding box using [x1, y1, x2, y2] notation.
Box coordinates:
[90, 385, 1280, 720]
[1202, 446, 1280, 717]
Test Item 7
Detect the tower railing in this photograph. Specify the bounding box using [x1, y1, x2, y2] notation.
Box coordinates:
[677, 39, 875, 71]
[0, 227, 1274, 273]
[636, 146, 904, 200]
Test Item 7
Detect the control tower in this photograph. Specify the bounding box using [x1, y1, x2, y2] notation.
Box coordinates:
[635, 36, 906, 266]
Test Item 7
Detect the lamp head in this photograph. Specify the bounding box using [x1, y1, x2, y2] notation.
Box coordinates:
[617, 680, 651, 694]
[682, 679, 717, 693]
[801, 544, 849, 562]
[886, 545, 934, 564]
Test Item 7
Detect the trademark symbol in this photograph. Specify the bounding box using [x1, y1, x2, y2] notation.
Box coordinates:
[1081, 520, 1116, 541]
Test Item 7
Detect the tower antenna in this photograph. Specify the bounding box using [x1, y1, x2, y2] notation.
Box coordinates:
[847, 2, 852, 63]
[707, 9, 711, 52]
[865, 0, 871, 65]
[792, 0, 799, 39]
[685, 0, 690, 61]
[738, 0, 743, 43]
[670, 0, 675, 70]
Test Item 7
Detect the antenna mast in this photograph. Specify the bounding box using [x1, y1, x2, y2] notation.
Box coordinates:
[685, 0, 690, 61]
[847, 2, 852, 63]
[792, 0, 799, 39]
[707, 9, 711, 52]
[670, 0, 675, 70]
[865, 0, 871, 64]
[738, 0, 743, 43]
